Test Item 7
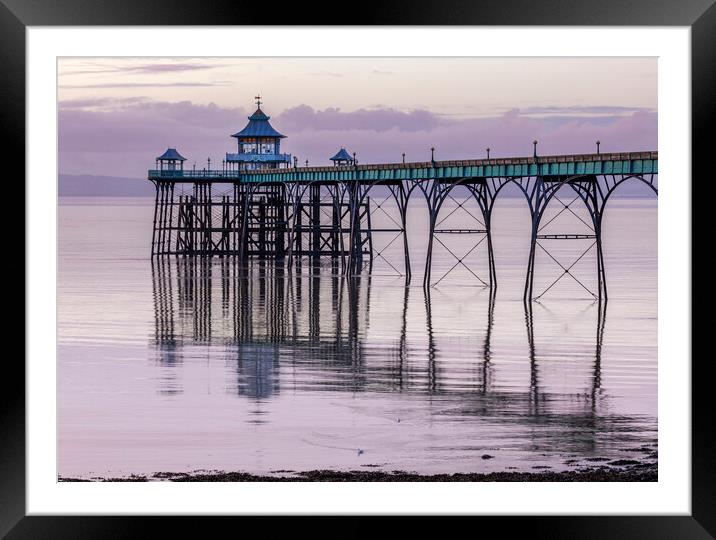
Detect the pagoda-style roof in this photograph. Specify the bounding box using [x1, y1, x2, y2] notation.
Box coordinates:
[330, 148, 354, 162]
[231, 107, 286, 139]
[157, 148, 186, 161]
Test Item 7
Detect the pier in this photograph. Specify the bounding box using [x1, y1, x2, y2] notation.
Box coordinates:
[148, 99, 658, 302]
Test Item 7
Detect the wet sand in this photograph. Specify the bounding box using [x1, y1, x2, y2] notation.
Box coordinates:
[59, 460, 656, 482]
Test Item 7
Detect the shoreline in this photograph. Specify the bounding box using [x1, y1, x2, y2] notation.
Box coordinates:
[60, 462, 657, 482]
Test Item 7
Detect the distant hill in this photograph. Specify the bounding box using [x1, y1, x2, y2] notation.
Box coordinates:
[59, 174, 155, 197]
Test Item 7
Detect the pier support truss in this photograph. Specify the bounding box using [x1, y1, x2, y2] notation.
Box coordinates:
[150, 165, 656, 303]
[419, 178, 495, 289]
[344, 180, 411, 280]
[518, 173, 657, 303]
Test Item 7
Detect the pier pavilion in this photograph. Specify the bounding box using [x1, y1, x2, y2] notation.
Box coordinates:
[226, 96, 292, 172]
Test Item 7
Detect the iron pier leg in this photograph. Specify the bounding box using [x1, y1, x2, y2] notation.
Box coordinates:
[331, 185, 340, 263]
[160, 182, 170, 256]
[590, 180, 607, 304]
[423, 213, 436, 289]
[295, 193, 303, 261]
[344, 184, 358, 276]
[524, 215, 538, 304]
[258, 199, 267, 257]
[485, 213, 496, 290]
[175, 195, 184, 254]
[364, 198, 374, 270]
[166, 183, 175, 256]
[206, 183, 213, 256]
[195, 183, 203, 255]
[311, 184, 321, 260]
[277, 185, 286, 259]
[239, 184, 251, 262]
[524, 179, 542, 304]
[189, 195, 196, 255]
[400, 194, 412, 283]
[334, 184, 348, 271]
[285, 186, 294, 269]
[150, 181, 159, 256]
[233, 183, 239, 256]
[195, 183, 202, 255]
[596, 224, 607, 302]
[221, 195, 229, 255]
[156, 183, 165, 255]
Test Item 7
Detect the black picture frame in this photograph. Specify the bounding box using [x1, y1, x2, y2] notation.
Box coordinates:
[7, 0, 712, 536]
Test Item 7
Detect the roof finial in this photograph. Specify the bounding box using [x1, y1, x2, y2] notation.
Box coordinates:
[255, 94, 262, 109]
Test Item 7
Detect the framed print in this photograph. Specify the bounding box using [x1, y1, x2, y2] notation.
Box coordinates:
[9, 0, 713, 536]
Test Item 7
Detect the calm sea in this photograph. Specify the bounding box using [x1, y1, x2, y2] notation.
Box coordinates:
[58, 195, 657, 478]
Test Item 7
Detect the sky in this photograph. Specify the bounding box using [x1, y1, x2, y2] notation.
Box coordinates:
[58, 57, 657, 178]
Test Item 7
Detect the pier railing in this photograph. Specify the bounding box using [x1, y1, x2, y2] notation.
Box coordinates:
[148, 169, 243, 180]
[148, 151, 657, 183]
[225, 152, 292, 163]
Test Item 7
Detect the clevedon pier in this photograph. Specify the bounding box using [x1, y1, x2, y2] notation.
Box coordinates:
[148, 98, 658, 302]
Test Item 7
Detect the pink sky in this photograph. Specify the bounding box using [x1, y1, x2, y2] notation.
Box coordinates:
[58, 57, 657, 178]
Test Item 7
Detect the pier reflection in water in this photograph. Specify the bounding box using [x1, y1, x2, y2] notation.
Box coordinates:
[153, 258, 499, 397]
[147, 256, 653, 473]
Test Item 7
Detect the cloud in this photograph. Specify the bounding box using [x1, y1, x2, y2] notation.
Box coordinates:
[517, 105, 654, 116]
[307, 72, 343, 78]
[284, 109, 656, 167]
[61, 62, 226, 77]
[277, 105, 447, 133]
[59, 97, 150, 109]
[60, 82, 228, 89]
[130, 63, 226, 74]
[58, 99, 657, 178]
